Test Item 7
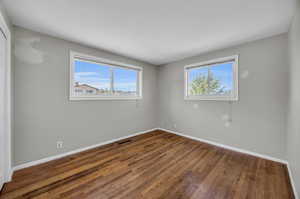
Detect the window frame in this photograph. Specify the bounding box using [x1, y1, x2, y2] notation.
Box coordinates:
[69, 51, 143, 101]
[184, 55, 239, 101]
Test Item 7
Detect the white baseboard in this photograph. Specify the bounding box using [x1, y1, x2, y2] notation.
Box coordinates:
[13, 128, 158, 171]
[287, 163, 299, 199]
[6, 169, 13, 182]
[0, 180, 3, 191]
[2, 168, 13, 183]
[158, 128, 288, 164]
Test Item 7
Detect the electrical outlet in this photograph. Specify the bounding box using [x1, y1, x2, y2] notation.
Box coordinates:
[173, 123, 177, 129]
[57, 141, 63, 149]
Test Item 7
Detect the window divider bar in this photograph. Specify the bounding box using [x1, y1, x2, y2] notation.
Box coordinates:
[110, 67, 114, 94]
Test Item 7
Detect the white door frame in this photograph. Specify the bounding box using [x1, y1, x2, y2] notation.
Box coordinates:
[0, 10, 12, 183]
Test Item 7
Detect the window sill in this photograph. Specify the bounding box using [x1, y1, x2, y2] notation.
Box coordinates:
[184, 96, 238, 101]
[69, 96, 143, 101]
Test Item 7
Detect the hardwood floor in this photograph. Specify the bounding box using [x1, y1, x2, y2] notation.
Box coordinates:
[0, 130, 294, 199]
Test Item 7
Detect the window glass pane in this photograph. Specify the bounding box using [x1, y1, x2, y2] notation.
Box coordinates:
[188, 62, 233, 96]
[74, 60, 111, 96]
[113, 67, 138, 96]
[71, 54, 142, 100]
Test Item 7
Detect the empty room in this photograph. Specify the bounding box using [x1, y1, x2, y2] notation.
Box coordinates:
[0, 0, 300, 198]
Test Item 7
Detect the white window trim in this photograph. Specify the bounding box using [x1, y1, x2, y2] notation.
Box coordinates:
[69, 51, 143, 100]
[184, 55, 239, 101]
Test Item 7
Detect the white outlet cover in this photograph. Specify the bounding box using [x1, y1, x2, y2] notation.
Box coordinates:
[57, 141, 63, 148]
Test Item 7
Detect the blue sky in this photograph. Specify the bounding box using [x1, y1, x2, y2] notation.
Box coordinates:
[188, 62, 233, 91]
[74, 60, 137, 92]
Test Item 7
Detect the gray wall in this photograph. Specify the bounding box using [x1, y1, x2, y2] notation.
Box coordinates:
[13, 26, 158, 166]
[158, 34, 289, 160]
[287, 0, 300, 196]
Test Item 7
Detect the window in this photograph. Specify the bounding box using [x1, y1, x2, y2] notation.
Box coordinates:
[70, 52, 142, 100]
[184, 55, 238, 101]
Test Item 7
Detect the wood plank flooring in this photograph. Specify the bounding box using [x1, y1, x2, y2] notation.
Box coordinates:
[0, 130, 294, 199]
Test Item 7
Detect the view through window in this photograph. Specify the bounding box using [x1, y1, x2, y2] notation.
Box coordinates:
[185, 56, 238, 100]
[70, 53, 142, 100]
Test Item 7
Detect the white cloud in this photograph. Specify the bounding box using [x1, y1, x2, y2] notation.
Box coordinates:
[74, 72, 110, 83]
[74, 72, 102, 80]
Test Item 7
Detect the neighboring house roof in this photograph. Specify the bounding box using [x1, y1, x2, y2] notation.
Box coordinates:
[74, 83, 99, 91]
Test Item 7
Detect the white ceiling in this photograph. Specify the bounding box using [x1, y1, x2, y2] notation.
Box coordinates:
[2, 0, 296, 65]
